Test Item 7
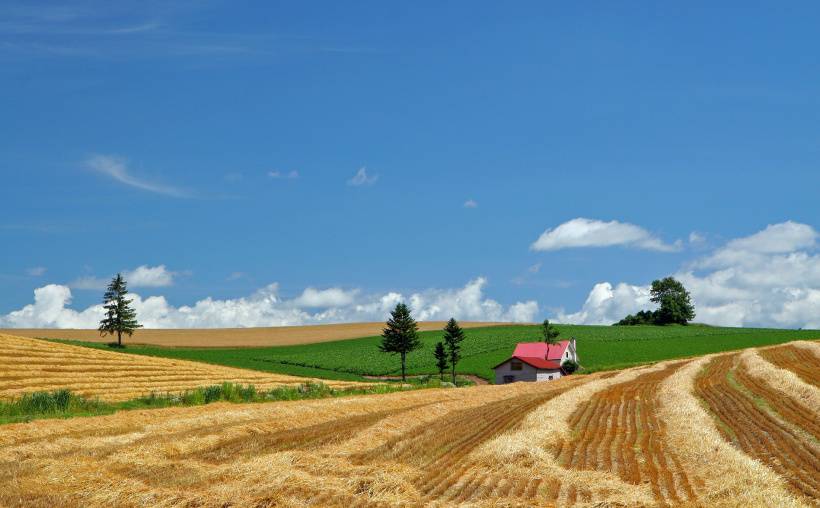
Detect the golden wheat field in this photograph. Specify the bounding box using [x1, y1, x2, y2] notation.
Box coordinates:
[0, 334, 363, 402]
[0, 339, 818, 507]
[0, 322, 510, 347]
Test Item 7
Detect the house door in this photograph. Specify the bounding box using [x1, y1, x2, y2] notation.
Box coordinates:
[503, 375, 515, 384]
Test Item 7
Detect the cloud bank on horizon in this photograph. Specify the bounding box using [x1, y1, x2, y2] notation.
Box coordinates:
[0, 277, 537, 329]
[1, 220, 817, 330]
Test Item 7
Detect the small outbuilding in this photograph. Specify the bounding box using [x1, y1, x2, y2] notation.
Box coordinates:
[493, 339, 578, 384]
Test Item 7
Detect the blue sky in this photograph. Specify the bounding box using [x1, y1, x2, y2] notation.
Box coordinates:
[1, 1, 818, 328]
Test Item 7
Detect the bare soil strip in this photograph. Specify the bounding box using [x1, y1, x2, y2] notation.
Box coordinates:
[759, 344, 820, 387]
[696, 354, 820, 500]
[1, 321, 511, 347]
[734, 359, 820, 440]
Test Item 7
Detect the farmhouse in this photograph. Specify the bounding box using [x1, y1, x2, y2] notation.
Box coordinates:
[493, 339, 578, 384]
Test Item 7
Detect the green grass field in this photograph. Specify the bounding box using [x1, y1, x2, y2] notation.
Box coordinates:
[52, 324, 820, 382]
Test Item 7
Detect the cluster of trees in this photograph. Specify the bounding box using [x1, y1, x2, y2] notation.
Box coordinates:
[615, 277, 696, 326]
[379, 303, 466, 383]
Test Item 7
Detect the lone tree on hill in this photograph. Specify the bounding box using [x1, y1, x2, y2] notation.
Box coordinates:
[379, 303, 421, 382]
[99, 273, 142, 347]
[542, 319, 560, 344]
[443, 318, 465, 384]
[434, 342, 448, 381]
[650, 276, 695, 325]
[614, 276, 696, 325]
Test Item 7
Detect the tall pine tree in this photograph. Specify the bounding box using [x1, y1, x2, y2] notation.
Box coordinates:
[98, 273, 142, 347]
[379, 303, 421, 382]
[434, 342, 448, 381]
[442, 317, 465, 384]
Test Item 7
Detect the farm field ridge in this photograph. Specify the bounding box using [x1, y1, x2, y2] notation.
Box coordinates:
[0, 321, 510, 348]
[44, 323, 820, 382]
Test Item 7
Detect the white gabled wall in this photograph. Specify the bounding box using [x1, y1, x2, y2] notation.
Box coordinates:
[561, 338, 578, 364]
[536, 370, 562, 381]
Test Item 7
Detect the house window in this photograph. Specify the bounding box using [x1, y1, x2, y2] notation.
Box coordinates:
[548, 375, 554, 380]
[503, 375, 515, 384]
[510, 360, 523, 371]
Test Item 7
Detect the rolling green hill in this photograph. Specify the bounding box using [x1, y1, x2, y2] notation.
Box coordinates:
[50, 324, 820, 382]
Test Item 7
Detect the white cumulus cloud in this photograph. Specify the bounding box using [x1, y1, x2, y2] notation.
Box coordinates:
[0, 278, 538, 329]
[291, 287, 358, 308]
[556, 221, 820, 328]
[69, 265, 175, 290]
[531, 218, 680, 252]
[125, 265, 175, 287]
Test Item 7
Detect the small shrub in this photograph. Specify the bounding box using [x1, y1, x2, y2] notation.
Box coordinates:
[182, 389, 206, 406]
[203, 385, 223, 403]
[562, 360, 579, 374]
[238, 384, 257, 402]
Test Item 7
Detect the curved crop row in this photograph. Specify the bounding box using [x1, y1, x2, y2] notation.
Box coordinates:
[695, 353, 820, 501]
[556, 361, 697, 506]
[758, 344, 820, 387]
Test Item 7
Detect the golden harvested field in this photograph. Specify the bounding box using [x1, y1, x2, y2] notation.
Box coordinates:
[0, 334, 363, 402]
[0, 340, 818, 507]
[0, 321, 510, 347]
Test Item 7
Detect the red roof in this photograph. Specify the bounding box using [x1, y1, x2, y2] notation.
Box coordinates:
[512, 341, 570, 361]
[511, 356, 562, 370]
[492, 340, 572, 370]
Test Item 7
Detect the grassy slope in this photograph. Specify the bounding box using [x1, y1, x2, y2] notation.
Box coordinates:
[53, 324, 820, 382]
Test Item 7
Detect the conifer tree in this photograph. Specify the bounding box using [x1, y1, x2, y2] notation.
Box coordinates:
[379, 303, 421, 382]
[443, 317, 465, 384]
[98, 273, 142, 347]
[434, 342, 448, 381]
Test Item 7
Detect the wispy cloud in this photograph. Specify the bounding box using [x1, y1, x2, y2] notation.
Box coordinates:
[0, 5, 375, 61]
[463, 199, 478, 208]
[26, 266, 47, 277]
[268, 170, 299, 179]
[347, 167, 378, 186]
[85, 154, 189, 197]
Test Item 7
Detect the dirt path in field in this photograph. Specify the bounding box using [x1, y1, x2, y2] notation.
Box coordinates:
[695, 353, 820, 501]
[362, 374, 489, 385]
[758, 344, 820, 387]
[553, 361, 698, 506]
